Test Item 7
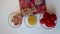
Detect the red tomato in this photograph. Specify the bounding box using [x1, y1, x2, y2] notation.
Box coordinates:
[50, 21, 56, 28]
[45, 22, 51, 27]
[45, 21, 56, 28]
[43, 12, 50, 18]
[45, 18, 52, 27]
[45, 18, 52, 24]
[45, 18, 51, 27]
[51, 14, 57, 21]
[40, 18, 45, 24]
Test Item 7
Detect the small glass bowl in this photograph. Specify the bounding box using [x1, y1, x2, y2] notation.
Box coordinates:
[39, 13, 57, 29]
[24, 15, 37, 28]
[8, 12, 22, 28]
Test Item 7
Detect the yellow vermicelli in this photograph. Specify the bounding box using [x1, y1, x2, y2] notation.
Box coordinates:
[28, 15, 37, 25]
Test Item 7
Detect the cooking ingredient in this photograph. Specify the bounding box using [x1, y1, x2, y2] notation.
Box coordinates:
[45, 21, 56, 28]
[40, 18, 45, 24]
[11, 13, 22, 26]
[45, 18, 52, 24]
[43, 12, 50, 18]
[51, 14, 57, 21]
[40, 12, 57, 28]
[28, 15, 37, 25]
[19, 0, 46, 16]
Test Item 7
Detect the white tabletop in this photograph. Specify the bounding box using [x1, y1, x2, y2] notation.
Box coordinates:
[0, 0, 60, 34]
